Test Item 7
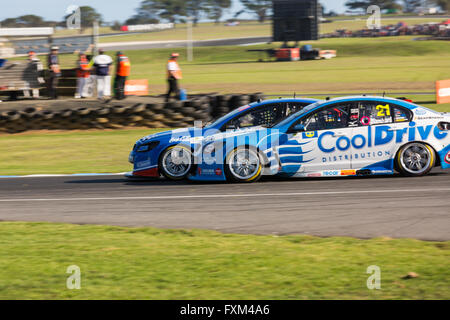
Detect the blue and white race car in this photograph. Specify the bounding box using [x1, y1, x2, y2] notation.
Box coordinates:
[128, 96, 450, 182]
[127, 98, 319, 179]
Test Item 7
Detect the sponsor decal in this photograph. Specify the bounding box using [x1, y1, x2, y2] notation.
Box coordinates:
[136, 160, 151, 168]
[302, 131, 318, 139]
[169, 136, 191, 143]
[318, 124, 447, 154]
[361, 116, 371, 126]
[323, 170, 340, 176]
[237, 105, 251, 112]
[415, 109, 427, 115]
[445, 151, 450, 164]
[436, 80, 450, 104]
[125, 79, 148, 96]
[215, 168, 223, 176]
[200, 168, 216, 175]
[341, 169, 356, 176]
[307, 173, 322, 177]
[371, 169, 393, 174]
[439, 87, 450, 98]
[322, 150, 391, 163]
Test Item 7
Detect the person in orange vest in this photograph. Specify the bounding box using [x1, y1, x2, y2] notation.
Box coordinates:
[75, 52, 91, 99]
[114, 51, 131, 100]
[166, 53, 182, 102]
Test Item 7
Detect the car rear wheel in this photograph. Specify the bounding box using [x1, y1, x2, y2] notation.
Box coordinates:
[396, 142, 435, 177]
[225, 147, 262, 183]
[159, 145, 193, 180]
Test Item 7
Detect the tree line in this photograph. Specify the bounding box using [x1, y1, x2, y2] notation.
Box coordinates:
[0, 0, 448, 30]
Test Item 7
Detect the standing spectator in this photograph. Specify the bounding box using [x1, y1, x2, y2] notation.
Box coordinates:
[75, 52, 91, 99]
[28, 50, 40, 63]
[166, 53, 182, 102]
[26, 51, 43, 99]
[93, 49, 113, 101]
[114, 51, 131, 100]
[47, 46, 61, 99]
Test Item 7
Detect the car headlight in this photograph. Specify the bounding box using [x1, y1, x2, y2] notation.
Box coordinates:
[137, 145, 150, 152]
[136, 141, 160, 153]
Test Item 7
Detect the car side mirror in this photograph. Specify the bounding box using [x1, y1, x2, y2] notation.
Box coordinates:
[288, 124, 306, 133]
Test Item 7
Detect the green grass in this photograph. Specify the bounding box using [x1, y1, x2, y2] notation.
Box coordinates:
[45, 36, 450, 95]
[0, 222, 448, 299]
[0, 128, 164, 175]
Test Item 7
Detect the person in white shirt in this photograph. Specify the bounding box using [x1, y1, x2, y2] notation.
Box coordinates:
[92, 49, 113, 100]
[166, 53, 182, 102]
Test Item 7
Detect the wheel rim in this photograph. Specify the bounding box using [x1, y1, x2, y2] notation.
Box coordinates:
[400, 143, 432, 175]
[228, 149, 260, 180]
[162, 147, 192, 178]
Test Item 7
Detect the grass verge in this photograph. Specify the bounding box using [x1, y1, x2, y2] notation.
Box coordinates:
[0, 128, 163, 175]
[0, 222, 448, 299]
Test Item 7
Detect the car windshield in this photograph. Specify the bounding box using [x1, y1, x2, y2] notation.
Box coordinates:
[271, 101, 322, 128]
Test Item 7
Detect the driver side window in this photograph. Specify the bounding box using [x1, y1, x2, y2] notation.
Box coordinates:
[225, 104, 283, 129]
[294, 103, 352, 132]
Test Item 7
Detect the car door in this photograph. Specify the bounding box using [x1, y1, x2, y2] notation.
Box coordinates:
[279, 102, 355, 175]
[350, 100, 411, 171]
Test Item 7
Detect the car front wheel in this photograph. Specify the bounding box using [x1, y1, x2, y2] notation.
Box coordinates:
[159, 145, 193, 180]
[396, 142, 435, 177]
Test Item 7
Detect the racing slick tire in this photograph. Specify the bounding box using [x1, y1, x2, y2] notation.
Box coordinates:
[225, 146, 263, 183]
[396, 142, 435, 177]
[159, 145, 193, 181]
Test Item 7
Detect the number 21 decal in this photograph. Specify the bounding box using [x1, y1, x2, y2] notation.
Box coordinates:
[376, 104, 391, 117]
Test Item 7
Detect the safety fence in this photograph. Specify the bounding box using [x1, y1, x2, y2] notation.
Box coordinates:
[0, 93, 264, 133]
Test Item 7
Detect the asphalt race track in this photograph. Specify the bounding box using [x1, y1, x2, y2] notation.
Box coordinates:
[101, 36, 272, 51]
[0, 169, 449, 241]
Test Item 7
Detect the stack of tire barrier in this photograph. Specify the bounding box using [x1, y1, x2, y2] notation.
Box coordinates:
[0, 93, 265, 134]
[210, 93, 264, 119]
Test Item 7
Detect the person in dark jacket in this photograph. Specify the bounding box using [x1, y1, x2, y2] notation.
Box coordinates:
[47, 46, 61, 99]
[114, 51, 131, 100]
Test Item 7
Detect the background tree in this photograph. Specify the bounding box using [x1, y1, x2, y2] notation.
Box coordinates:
[403, 0, 424, 12]
[240, 0, 272, 23]
[345, 0, 403, 10]
[433, 0, 450, 10]
[186, 0, 208, 26]
[126, 1, 160, 25]
[0, 15, 52, 27]
[206, 0, 232, 24]
[79, 6, 103, 29]
[133, 0, 187, 24]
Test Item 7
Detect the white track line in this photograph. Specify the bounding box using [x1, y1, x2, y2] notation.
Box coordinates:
[0, 173, 126, 179]
[0, 188, 449, 202]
